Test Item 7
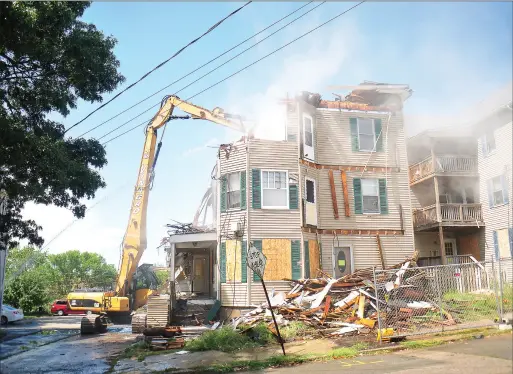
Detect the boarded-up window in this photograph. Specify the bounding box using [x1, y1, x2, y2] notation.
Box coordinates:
[497, 228, 512, 259]
[225, 240, 242, 282]
[262, 239, 291, 280]
[308, 240, 320, 278]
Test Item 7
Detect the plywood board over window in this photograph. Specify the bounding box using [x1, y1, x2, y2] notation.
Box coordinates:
[226, 240, 242, 282]
[262, 239, 291, 280]
[308, 240, 320, 278]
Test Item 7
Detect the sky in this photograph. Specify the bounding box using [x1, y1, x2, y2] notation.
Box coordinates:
[21, 2, 512, 268]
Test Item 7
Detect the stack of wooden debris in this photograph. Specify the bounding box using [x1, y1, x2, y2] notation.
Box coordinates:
[232, 256, 456, 340]
[143, 326, 185, 350]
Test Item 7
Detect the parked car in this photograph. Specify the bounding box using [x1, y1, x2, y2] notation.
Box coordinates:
[50, 300, 91, 316]
[1, 304, 24, 325]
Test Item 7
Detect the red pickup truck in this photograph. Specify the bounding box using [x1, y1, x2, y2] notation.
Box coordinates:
[50, 300, 88, 316]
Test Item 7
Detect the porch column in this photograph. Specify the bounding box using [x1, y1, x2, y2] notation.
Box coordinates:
[169, 243, 176, 309]
[433, 175, 447, 264]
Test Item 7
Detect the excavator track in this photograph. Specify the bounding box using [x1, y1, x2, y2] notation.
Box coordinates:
[80, 315, 108, 335]
[131, 313, 147, 334]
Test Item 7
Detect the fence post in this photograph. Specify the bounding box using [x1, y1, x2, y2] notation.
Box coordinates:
[491, 256, 501, 324]
[498, 258, 504, 322]
[373, 266, 382, 344]
[435, 267, 444, 333]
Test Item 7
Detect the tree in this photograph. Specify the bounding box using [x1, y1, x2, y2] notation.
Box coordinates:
[3, 247, 52, 313]
[0, 2, 125, 247]
[47, 250, 117, 296]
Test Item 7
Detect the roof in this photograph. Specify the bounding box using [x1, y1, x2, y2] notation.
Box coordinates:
[278, 81, 413, 112]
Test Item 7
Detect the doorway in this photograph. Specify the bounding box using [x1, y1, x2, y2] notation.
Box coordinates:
[192, 254, 209, 296]
[333, 246, 353, 278]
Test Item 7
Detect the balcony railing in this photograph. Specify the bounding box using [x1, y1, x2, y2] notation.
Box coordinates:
[409, 155, 477, 184]
[413, 203, 483, 228]
[417, 255, 480, 267]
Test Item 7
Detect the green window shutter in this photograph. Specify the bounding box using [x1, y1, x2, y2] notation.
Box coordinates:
[353, 178, 363, 214]
[252, 169, 261, 209]
[493, 231, 499, 259]
[374, 119, 383, 152]
[252, 240, 263, 281]
[241, 241, 247, 283]
[289, 184, 298, 209]
[291, 240, 301, 280]
[220, 242, 226, 283]
[240, 171, 247, 210]
[220, 175, 227, 213]
[304, 241, 310, 279]
[350, 118, 359, 151]
[379, 178, 388, 214]
[509, 228, 513, 258]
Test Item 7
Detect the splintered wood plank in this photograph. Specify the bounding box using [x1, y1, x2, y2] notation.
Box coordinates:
[226, 240, 242, 282]
[308, 240, 320, 278]
[376, 234, 385, 268]
[340, 170, 350, 217]
[262, 239, 292, 281]
[328, 170, 339, 219]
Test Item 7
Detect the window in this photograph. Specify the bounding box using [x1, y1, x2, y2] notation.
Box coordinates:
[358, 118, 376, 151]
[304, 116, 313, 147]
[495, 228, 512, 259]
[361, 179, 379, 214]
[262, 170, 288, 208]
[482, 131, 496, 156]
[227, 172, 241, 209]
[306, 179, 315, 203]
[491, 176, 505, 206]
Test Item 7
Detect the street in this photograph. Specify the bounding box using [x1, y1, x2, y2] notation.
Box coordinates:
[256, 334, 513, 374]
[0, 315, 135, 374]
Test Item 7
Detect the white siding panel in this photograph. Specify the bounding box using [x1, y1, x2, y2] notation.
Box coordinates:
[250, 139, 298, 171]
[478, 122, 512, 262]
[220, 141, 247, 175]
[315, 110, 404, 168]
[250, 211, 301, 239]
[221, 283, 248, 307]
[250, 281, 291, 306]
[319, 233, 414, 276]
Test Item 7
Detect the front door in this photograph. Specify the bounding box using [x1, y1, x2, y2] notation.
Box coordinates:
[304, 178, 317, 226]
[192, 254, 209, 295]
[333, 247, 353, 278]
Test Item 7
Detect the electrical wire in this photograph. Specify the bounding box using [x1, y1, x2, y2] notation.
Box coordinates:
[65, 1, 253, 134]
[76, 1, 316, 139]
[99, 1, 365, 145]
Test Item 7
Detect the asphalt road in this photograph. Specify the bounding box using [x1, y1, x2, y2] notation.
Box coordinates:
[257, 334, 513, 374]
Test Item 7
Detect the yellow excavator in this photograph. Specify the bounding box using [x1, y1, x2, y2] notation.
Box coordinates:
[78, 95, 247, 334]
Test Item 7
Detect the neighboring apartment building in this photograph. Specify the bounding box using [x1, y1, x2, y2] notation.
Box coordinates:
[474, 99, 512, 263]
[408, 130, 484, 266]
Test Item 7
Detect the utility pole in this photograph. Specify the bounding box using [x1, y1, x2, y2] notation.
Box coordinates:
[0, 189, 9, 315]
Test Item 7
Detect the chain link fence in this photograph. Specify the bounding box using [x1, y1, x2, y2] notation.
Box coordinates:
[372, 257, 513, 341]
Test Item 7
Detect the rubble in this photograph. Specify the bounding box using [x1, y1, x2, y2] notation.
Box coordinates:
[230, 255, 459, 341]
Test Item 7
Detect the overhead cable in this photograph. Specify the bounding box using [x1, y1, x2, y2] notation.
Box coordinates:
[65, 1, 252, 134]
[77, 1, 317, 139]
[100, 1, 365, 145]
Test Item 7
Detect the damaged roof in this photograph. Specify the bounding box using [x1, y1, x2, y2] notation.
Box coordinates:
[280, 81, 413, 111]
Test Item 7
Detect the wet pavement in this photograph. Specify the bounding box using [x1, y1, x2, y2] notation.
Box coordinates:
[1, 315, 83, 341]
[0, 326, 136, 374]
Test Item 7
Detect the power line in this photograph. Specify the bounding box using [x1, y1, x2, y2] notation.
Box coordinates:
[76, 1, 315, 139]
[65, 1, 252, 134]
[100, 1, 365, 146]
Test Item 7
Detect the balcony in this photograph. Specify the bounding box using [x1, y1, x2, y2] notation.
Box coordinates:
[417, 255, 480, 267]
[409, 155, 478, 185]
[413, 203, 484, 230]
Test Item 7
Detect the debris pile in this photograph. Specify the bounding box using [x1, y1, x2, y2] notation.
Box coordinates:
[232, 256, 457, 341]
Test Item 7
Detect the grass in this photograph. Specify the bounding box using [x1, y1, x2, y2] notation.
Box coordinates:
[186, 326, 261, 353]
[41, 330, 57, 336]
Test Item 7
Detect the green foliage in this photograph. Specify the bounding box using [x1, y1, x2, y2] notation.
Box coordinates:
[442, 291, 499, 322]
[47, 250, 117, 296]
[0, 1, 125, 247]
[3, 246, 117, 312]
[154, 270, 168, 292]
[186, 327, 260, 353]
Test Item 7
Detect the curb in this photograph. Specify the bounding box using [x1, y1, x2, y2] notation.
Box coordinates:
[0, 332, 79, 360]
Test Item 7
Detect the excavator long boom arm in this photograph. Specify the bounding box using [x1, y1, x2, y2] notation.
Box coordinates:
[115, 96, 246, 297]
